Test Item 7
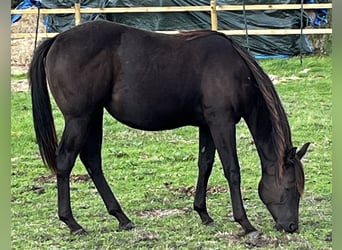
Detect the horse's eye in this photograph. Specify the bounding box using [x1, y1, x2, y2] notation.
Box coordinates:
[285, 162, 295, 169]
[279, 194, 286, 203]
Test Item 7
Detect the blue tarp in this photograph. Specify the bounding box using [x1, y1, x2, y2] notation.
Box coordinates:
[11, 0, 40, 23]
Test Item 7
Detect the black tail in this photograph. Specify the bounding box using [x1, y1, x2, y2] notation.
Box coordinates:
[29, 37, 58, 174]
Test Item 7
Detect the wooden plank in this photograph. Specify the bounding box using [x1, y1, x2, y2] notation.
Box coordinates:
[210, 0, 218, 30]
[10, 6, 210, 15]
[78, 6, 211, 13]
[220, 28, 333, 35]
[74, 3, 81, 25]
[10, 3, 332, 15]
[10, 28, 332, 39]
[11, 33, 58, 39]
[11, 8, 75, 14]
[217, 3, 332, 11]
[157, 29, 333, 35]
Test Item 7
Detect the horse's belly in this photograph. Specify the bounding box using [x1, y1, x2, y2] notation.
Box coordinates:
[105, 92, 202, 131]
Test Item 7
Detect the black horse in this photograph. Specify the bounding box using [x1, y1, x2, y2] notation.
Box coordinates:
[29, 20, 310, 235]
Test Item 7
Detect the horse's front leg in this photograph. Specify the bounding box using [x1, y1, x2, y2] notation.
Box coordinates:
[209, 121, 257, 235]
[194, 126, 216, 225]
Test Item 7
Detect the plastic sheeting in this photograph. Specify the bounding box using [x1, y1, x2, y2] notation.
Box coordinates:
[103, 0, 313, 56]
[12, 0, 329, 56]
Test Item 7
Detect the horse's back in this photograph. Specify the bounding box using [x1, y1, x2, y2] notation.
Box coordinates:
[44, 20, 256, 129]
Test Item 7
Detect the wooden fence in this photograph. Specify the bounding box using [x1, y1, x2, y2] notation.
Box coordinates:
[10, 1, 332, 39]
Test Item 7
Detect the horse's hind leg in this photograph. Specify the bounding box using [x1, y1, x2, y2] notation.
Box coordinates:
[56, 117, 92, 234]
[194, 126, 216, 225]
[79, 109, 134, 231]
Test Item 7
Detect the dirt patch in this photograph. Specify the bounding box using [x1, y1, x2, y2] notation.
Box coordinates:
[166, 184, 229, 198]
[34, 173, 91, 183]
[269, 74, 302, 84]
[135, 208, 192, 219]
[11, 79, 30, 92]
[132, 229, 160, 241]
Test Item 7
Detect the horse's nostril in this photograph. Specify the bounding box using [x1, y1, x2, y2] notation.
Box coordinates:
[288, 222, 298, 233]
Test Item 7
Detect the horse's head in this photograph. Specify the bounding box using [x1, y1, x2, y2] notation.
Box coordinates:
[258, 142, 310, 233]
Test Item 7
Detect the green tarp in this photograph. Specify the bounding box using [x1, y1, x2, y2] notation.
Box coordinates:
[39, 0, 314, 56]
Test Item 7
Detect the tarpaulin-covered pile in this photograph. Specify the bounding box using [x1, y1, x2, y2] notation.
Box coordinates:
[11, 0, 330, 56]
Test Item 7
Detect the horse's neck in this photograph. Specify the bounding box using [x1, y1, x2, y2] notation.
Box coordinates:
[254, 133, 278, 175]
[244, 105, 285, 175]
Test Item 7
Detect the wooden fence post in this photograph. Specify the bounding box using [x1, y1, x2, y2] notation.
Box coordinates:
[210, 0, 218, 30]
[74, 2, 81, 26]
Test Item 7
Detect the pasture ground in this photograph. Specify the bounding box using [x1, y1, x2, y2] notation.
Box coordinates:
[11, 56, 331, 249]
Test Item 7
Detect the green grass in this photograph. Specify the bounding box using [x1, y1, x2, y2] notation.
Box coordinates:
[11, 73, 27, 81]
[11, 56, 331, 249]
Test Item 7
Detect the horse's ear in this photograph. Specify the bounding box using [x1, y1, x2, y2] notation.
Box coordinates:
[297, 142, 310, 160]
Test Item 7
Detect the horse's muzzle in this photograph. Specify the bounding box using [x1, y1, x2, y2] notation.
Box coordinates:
[276, 222, 298, 233]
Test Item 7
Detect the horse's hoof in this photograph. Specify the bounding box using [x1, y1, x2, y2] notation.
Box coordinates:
[246, 230, 261, 239]
[71, 227, 87, 235]
[119, 221, 135, 231]
[245, 231, 262, 246]
[203, 220, 215, 226]
[201, 217, 215, 226]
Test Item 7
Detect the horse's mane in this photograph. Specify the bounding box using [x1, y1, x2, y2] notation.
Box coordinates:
[226, 36, 297, 187]
[178, 29, 220, 41]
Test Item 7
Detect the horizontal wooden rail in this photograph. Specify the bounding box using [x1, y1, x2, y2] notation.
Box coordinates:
[11, 28, 332, 39]
[217, 3, 332, 11]
[220, 28, 332, 35]
[10, 3, 332, 14]
[11, 2, 332, 38]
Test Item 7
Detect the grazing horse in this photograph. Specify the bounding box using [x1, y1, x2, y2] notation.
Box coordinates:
[29, 20, 310, 235]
